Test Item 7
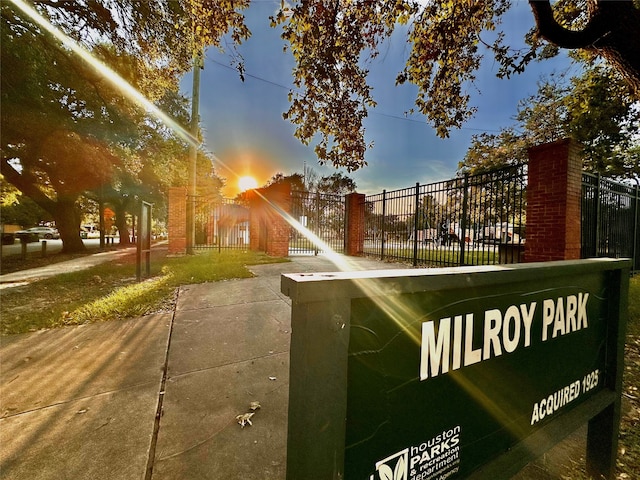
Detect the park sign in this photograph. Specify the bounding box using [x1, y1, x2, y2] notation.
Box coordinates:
[281, 259, 629, 480]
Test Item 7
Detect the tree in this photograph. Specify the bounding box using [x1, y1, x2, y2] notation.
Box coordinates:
[12, 0, 250, 95]
[271, 1, 413, 171]
[459, 130, 529, 175]
[415, 194, 439, 231]
[460, 62, 640, 179]
[1, 6, 135, 251]
[263, 173, 306, 191]
[92, 89, 213, 245]
[262, 171, 357, 195]
[315, 173, 357, 195]
[563, 64, 640, 176]
[0, 178, 52, 228]
[271, 0, 640, 171]
[1, 0, 249, 252]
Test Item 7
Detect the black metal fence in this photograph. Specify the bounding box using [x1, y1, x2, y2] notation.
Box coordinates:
[289, 190, 345, 255]
[186, 166, 638, 272]
[582, 173, 639, 273]
[193, 196, 250, 250]
[363, 165, 528, 267]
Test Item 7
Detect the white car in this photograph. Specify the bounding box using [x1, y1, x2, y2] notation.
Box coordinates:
[15, 226, 60, 240]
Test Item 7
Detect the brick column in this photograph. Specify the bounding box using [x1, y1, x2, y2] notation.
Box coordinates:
[168, 187, 187, 254]
[525, 139, 582, 262]
[345, 193, 365, 256]
[248, 193, 262, 253]
[248, 183, 291, 257]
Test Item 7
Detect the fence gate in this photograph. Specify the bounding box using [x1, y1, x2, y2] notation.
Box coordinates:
[289, 190, 345, 255]
[582, 173, 639, 274]
[193, 197, 250, 250]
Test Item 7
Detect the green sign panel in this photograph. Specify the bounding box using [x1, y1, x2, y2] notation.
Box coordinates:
[348, 275, 605, 479]
[282, 259, 629, 480]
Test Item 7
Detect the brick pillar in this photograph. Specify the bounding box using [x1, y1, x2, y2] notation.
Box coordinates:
[248, 192, 262, 253]
[168, 187, 187, 255]
[248, 183, 291, 257]
[525, 139, 582, 262]
[345, 193, 365, 256]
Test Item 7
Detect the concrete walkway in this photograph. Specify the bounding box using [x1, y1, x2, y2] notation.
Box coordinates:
[0, 255, 409, 480]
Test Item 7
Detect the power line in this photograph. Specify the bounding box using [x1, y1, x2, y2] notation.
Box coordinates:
[209, 58, 292, 91]
[372, 111, 502, 133]
[206, 56, 505, 133]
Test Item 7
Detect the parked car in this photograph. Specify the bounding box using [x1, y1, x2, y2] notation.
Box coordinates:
[14, 227, 60, 240]
[80, 225, 99, 238]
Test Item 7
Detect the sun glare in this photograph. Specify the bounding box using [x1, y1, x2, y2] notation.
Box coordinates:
[238, 176, 258, 192]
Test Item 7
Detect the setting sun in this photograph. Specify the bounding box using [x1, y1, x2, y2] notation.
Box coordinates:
[238, 175, 258, 192]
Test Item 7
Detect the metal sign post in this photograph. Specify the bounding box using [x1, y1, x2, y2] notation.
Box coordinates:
[137, 201, 152, 282]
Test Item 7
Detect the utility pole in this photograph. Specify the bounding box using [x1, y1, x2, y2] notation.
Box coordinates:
[186, 49, 203, 255]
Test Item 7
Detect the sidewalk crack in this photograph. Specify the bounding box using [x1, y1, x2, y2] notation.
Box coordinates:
[144, 287, 177, 480]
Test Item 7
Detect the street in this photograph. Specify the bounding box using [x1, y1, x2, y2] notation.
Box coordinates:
[0, 237, 120, 257]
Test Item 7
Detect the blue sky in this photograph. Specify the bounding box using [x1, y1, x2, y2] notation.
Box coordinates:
[182, 1, 576, 196]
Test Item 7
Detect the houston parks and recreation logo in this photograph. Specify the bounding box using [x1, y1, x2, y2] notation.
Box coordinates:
[370, 427, 461, 480]
[370, 449, 409, 480]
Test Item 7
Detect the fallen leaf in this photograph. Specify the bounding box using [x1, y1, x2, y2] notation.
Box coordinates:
[236, 412, 255, 428]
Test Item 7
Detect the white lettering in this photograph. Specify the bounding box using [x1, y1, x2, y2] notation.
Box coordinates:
[420, 319, 451, 380]
[531, 379, 583, 425]
[566, 295, 577, 332]
[451, 315, 463, 371]
[531, 403, 539, 425]
[483, 309, 502, 360]
[464, 313, 482, 366]
[552, 297, 566, 338]
[420, 293, 588, 382]
[578, 292, 589, 329]
[503, 305, 521, 353]
[542, 299, 555, 341]
[520, 302, 536, 347]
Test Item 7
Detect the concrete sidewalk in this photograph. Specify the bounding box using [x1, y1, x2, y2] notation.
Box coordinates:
[0, 254, 409, 480]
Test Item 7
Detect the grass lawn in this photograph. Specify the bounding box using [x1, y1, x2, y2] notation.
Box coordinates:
[0, 248, 287, 335]
[618, 275, 640, 480]
[362, 244, 498, 266]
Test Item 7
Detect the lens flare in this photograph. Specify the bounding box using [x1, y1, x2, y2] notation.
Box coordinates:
[13, 0, 528, 441]
[238, 176, 258, 192]
[10, 0, 195, 145]
[9, 0, 244, 182]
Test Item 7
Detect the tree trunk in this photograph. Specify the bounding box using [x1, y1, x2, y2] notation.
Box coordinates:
[55, 200, 86, 253]
[113, 201, 133, 246]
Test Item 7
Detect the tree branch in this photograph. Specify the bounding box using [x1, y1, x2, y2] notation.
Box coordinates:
[529, 1, 640, 97]
[528, 0, 609, 49]
[0, 159, 55, 212]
